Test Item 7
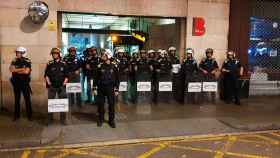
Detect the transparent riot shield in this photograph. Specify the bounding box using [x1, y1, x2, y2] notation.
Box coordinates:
[185, 72, 203, 104]
[154, 71, 173, 104]
[135, 71, 152, 114]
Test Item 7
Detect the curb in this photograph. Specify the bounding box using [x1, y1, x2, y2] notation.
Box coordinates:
[1, 129, 279, 152]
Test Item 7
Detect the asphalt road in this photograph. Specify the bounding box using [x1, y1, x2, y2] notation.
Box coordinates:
[1, 130, 280, 158]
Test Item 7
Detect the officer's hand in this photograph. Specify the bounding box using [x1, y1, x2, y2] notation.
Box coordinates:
[156, 69, 160, 72]
[75, 70, 80, 75]
[86, 64, 91, 69]
[114, 91, 119, 96]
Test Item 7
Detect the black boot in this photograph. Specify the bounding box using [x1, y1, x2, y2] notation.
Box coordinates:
[108, 120, 116, 128]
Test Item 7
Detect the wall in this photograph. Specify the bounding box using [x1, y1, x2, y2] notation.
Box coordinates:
[186, 0, 230, 67]
[0, 0, 59, 111]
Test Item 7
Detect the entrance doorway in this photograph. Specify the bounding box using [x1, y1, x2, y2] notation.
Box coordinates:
[59, 12, 186, 103]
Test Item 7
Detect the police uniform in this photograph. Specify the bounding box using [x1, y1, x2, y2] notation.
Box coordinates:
[128, 55, 138, 103]
[222, 58, 242, 105]
[116, 54, 130, 104]
[199, 57, 219, 103]
[63, 54, 82, 107]
[44, 59, 68, 124]
[84, 55, 99, 103]
[154, 56, 172, 103]
[182, 58, 198, 104]
[135, 57, 153, 104]
[169, 55, 182, 103]
[10, 57, 32, 120]
[94, 62, 119, 127]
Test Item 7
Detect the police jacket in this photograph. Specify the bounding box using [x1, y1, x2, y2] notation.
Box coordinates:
[182, 58, 198, 74]
[84, 56, 99, 78]
[199, 57, 219, 73]
[10, 57, 31, 83]
[222, 59, 241, 78]
[95, 62, 119, 89]
[44, 59, 68, 88]
[63, 54, 82, 73]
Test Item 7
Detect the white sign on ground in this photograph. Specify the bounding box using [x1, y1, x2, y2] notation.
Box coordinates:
[159, 82, 172, 91]
[203, 82, 218, 92]
[188, 82, 202, 92]
[66, 83, 82, 93]
[48, 99, 69, 113]
[119, 82, 128, 92]
[137, 82, 151, 91]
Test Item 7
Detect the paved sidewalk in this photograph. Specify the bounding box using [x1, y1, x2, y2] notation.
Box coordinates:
[0, 96, 279, 149]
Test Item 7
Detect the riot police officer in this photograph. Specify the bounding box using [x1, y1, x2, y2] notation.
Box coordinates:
[116, 48, 130, 104]
[168, 46, 182, 103]
[134, 50, 153, 104]
[128, 51, 139, 103]
[154, 50, 172, 103]
[9, 47, 32, 121]
[181, 48, 198, 104]
[84, 47, 99, 104]
[94, 50, 119, 128]
[222, 51, 243, 105]
[63, 47, 82, 108]
[44, 48, 68, 125]
[199, 48, 219, 103]
[147, 49, 158, 103]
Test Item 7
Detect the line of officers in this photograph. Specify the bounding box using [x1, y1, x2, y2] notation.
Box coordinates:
[9, 46, 243, 128]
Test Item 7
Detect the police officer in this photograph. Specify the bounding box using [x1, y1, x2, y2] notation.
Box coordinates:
[168, 46, 181, 103]
[147, 49, 158, 103]
[84, 47, 99, 104]
[199, 48, 219, 103]
[94, 50, 119, 128]
[116, 48, 130, 104]
[9, 47, 32, 121]
[181, 48, 198, 104]
[154, 50, 172, 103]
[128, 51, 139, 104]
[44, 48, 68, 125]
[63, 47, 82, 108]
[222, 51, 243, 105]
[134, 50, 153, 103]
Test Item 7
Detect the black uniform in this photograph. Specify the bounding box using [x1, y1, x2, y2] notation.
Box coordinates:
[128, 56, 138, 103]
[222, 58, 242, 104]
[63, 54, 82, 107]
[44, 59, 68, 124]
[182, 58, 198, 104]
[84, 55, 99, 103]
[169, 55, 182, 103]
[135, 58, 153, 104]
[154, 57, 172, 103]
[116, 55, 130, 104]
[199, 58, 219, 103]
[95, 62, 119, 124]
[10, 57, 32, 120]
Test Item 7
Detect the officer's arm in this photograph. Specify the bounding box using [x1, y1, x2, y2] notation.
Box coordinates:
[114, 66, 120, 91]
[221, 63, 230, 73]
[199, 61, 207, 73]
[9, 65, 25, 73]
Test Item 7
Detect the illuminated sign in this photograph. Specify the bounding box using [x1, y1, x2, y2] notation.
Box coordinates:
[131, 32, 146, 42]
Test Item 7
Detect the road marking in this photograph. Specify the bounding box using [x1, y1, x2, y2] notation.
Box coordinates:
[21, 150, 31, 158]
[34, 150, 46, 158]
[225, 152, 270, 158]
[214, 136, 237, 158]
[169, 144, 216, 153]
[251, 134, 279, 145]
[137, 143, 167, 158]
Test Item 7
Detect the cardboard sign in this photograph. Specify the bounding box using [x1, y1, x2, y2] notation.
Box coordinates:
[203, 82, 218, 92]
[137, 82, 151, 91]
[119, 82, 128, 92]
[172, 64, 181, 74]
[159, 82, 172, 91]
[188, 82, 202, 92]
[48, 99, 69, 113]
[66, 83, 82, 93]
